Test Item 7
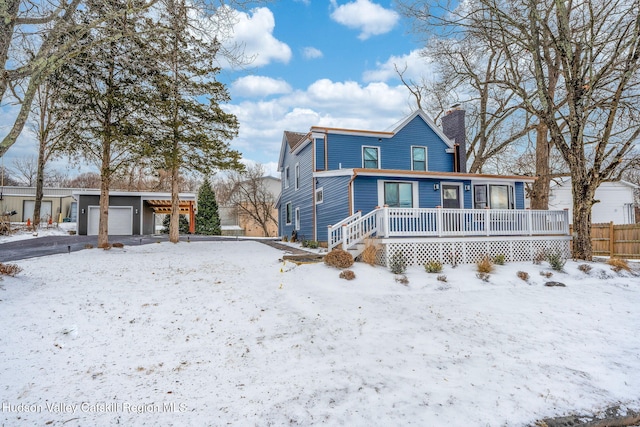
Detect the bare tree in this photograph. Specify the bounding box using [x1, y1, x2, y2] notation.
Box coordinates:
[398, 0, 640, 260]
[10, 156, 40, 186]
[220, 163, 278, 237]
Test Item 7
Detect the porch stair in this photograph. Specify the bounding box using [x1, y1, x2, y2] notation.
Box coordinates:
[346, 243, 366, 259]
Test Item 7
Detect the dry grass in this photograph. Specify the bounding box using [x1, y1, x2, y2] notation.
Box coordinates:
[607, 258, 631, 272]
[0, 263, 23, 277]
[476, 256, 494, 274]
[517, 271, 530, 282]
[112, 242, 125, 248]
[578, 264, 592, 274]
[324, 249, 354, 269]
[339, 270, 356, 280]
[360, 238, 381, 266]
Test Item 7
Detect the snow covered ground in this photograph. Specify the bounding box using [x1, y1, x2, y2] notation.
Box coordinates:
[0, 240, 638, 426]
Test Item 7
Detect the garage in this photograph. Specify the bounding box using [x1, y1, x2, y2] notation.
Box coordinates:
[23, 200, 53, 222]
[87, 206, 133, 236]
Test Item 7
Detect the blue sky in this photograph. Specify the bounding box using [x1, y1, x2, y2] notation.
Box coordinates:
[1, 0, 432, 178]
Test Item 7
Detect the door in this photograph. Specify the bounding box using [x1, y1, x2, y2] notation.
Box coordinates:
[23, 200, 53, 222]
[442, 184, 461, 209]
[87, 206, 133, 235]
[442, 184, 462, 233]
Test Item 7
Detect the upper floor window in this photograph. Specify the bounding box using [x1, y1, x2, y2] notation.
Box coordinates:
[412, 146, 427, 171]
[285, 202, 292, 224]
[295, 163, 300, 190]
[363, 146, 380, 169]
[284, 166, 290, 189]
[315, 187, 324, 204]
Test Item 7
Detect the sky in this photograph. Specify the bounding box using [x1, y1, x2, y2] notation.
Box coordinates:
[0, 0, 431, 179]
[1, 236, 639, 425]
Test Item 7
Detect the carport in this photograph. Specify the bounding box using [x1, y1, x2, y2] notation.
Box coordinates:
[73, 191, 196, 236]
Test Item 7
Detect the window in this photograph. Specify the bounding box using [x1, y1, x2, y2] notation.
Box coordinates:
[412, 146, 427, 171]
[315, 187, 324, 204]
[285, 202, 292, 224]
[384, 182, 414, 208]
[295, 207, 300, 231]
[295, 163, 300, 190]
[284, 166, 290, 189]
[473, 184, 514, 209]
[363, 146, 380, 169]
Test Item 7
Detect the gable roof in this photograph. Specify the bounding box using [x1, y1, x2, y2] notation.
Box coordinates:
[277, 110, 455, 171]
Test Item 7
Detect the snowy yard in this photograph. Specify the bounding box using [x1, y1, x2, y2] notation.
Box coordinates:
[0, 240, 638, 426]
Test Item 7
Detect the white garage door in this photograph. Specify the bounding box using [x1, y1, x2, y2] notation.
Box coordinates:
[87, 206, 133, 236]
[23, 201, 52, 222]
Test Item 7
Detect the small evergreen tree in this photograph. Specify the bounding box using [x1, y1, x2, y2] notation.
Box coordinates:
[195, 178, 221, 235]
[161, 214, 189, 234]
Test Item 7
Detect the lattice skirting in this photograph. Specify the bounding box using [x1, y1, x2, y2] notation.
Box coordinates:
[376, 236, 572, 267]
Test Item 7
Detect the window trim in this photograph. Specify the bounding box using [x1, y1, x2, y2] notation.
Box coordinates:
[284, 166, 290, 189]
[362, 146, 381, 169]
[295, 207, 300, 231]
[285, 202, 292, 225]
[377, 180, 419, 208]
[411, 146, 427, 171]
[315, 187, 324, 204]
[295, 163, 300, 190]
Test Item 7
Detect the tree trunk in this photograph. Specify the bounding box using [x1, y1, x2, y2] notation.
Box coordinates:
[530, 123, 551, 210]
[169, 164, 180, 243]
[33, 141, 47, 229]
[98, 144, 111, 248]
[571, 177, 595, 260]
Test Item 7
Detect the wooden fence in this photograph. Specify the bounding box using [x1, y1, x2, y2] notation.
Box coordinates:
[571, 222, 640, 259]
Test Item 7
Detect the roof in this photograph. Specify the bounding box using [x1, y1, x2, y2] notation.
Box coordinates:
[550, 178, 640, 190]
[314, 168, 537, 182]
[284, 131, 307, 149]
[72, 190, 196, 200]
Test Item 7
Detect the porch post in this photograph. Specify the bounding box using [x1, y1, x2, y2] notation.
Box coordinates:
[436, 206, 443, 237]
[564, 209, 570, 235]
[527, 208, 533, 236]
[485, 207, 490, 236]
[381, 205, 390, 238]
[341, 224, 348, 250]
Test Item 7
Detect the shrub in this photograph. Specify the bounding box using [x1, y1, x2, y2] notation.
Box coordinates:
[545, 251, 566, 272]
[540, 271, 553, 278]
[476, 272, 490, 282]
[493, 254, 506, 265]
[578, 264, 592, 274]
[361, 239, 381, 266]
[424, 260, 443, 274]
[448, 252, 461, 268]
[0, 263, 22, 277]
[308, 241, 319, 249]
[476, 256, 494, 274]
[301, 240, 309, 248]
[607, 258, 631, 273]
[517, 271, 530, 282]
[282, 235, 288, 242]
[339, 269, 356, 280]
[324, 249, 354, 269]
[533, 250, 546, 265]
[389, 251, 407, 274]
[84, 244, 94, 249]
[395, 274, 409, 285]
[437, 274, 447, 282]
[112, 242, 124, 248]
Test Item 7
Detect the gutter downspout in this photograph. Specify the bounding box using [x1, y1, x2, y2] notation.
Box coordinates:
[453, 143, 459, 173]
[312, 137, 316, 241]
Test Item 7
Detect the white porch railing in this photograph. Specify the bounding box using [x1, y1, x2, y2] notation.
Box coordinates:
[328, 207, 570, 251]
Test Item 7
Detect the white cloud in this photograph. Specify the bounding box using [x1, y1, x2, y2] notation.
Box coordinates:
[330, 0, 399, 40]
[222, 7, 292, 68]
[302, 47, 323, 59]
[363, 49, 433, 83]
[231, 76, 292, 98]
[224, 79, 416, 168]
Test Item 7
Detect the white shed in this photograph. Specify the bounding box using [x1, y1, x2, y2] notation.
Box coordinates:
[547, 178, 638, 224]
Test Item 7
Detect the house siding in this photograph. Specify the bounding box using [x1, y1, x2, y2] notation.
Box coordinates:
[315, 137, 325, 171]
[315, 175, 352, 242]
[279, 143, 314, 240]
[324, 116, 454, 172]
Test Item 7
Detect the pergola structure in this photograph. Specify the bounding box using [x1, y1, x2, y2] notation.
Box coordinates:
[145, 198, 196, 234]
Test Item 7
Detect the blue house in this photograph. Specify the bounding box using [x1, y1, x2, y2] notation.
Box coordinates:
[277, 109, 570, 265]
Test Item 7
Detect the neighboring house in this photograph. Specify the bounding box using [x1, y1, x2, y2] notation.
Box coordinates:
[219, 176, 280, 237]
[74, 191, 196, 235]
[547, 178, 638, 224]
[277, 109, 571, 265]
[0, 186, 76, 223]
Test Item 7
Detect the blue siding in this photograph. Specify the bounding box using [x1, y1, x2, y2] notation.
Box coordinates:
[315, 175, 351, 242]
[315, 138, 325, 171]
[279, 143, 314, 240]
[325, 115, 454, 172]
[515, 182, 524, 209]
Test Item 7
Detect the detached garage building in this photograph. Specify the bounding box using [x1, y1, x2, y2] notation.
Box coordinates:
[74, 191, 196, 236]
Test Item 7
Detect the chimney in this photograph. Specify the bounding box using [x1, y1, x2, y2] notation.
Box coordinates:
[441, 107, 467, 173]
